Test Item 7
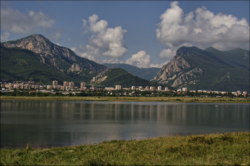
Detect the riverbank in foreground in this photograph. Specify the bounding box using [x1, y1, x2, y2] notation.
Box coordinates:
[1, 132, 249, 165]
[1, 96, 249, 103]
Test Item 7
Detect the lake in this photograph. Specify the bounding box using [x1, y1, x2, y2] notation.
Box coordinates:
[1, 100, 249, 149]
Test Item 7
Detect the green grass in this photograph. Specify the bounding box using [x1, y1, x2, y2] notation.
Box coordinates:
[0, 96, 249, 103]
[0, 132, 249, 165]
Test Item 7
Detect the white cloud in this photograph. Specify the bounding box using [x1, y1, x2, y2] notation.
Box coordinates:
[159, 49, 175, 59]
[125, 51, 151, 68]
[150, 60, 170, 68]
[71, 45, 97, 61]
[124, 50, 169, 68]
[89, 14, 108, 33]
[1, 32, 10, 42]
[56, 43, 61, 46]
[102, 58, 124, 64]
[156, 1, 250, 59]
[76, 14, 127, 63]
[1, 7, 55, 34]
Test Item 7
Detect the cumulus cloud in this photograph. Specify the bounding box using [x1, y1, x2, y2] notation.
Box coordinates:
[124, 51, 167, 68]
[71, 45, 97, 61]
[1, 32, 10, 42]
[1, 7, 55, 34]
[149, 60, 170, 68]
[125, 51, 151, 68]
[75, 14, 127, 62]
[156, 1, 250, 59]
[159, 49, 175, 59]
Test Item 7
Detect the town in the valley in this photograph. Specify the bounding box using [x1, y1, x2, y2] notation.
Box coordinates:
[0, 79, 248, 97]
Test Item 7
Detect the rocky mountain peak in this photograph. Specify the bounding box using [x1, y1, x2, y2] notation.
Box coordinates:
[2, 34, 107, 74]
[2, 34, 77, 62]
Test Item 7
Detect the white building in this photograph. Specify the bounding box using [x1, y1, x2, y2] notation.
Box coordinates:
[232, 92, 237, 96]
[237, 90, 242, 95]
[150, 86, 155, 91]
[182, 87, 187, 92]
[177, 89, 182, 92]
[157, 86, 162, 91]
[138, 86, 143, 91]
[105, 87, 115, 91]
[165, 87, 169, 91]
[115, 85, 122, 90]
[131, 86, 136, 90]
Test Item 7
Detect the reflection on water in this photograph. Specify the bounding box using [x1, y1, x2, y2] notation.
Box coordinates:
[1, 101, 249, 148]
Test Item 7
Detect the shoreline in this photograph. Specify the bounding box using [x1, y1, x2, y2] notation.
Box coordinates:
[0, 96, 249, 103]
[1, 132, 249, 165]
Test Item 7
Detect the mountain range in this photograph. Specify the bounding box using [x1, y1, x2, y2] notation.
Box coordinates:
[1, 34, 249, 91]
[0, 34, 162, 87]
[1, 34, 107, 85]
[152, 46, 249, 92]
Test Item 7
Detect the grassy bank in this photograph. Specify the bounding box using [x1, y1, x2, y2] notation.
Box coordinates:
[0, 96, 249, 103]
[0, 132, 249, 165]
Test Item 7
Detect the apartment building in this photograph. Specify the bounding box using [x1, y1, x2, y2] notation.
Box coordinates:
[115, 85, 122, 90]
[52, 80, 58, 86]
[80, 82, 86, 89]
[63, 81, 69, 87]
[69, 81, 74, 88]
[157, 86, 162, 91]
[150, 86, 155, 91]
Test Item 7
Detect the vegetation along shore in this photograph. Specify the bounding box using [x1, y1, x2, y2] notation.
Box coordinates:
[0, 132, 249, 165]
[0, 96, 249, 103]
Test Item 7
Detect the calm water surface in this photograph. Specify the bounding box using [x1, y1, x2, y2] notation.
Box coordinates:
[1, 100, 249, 148]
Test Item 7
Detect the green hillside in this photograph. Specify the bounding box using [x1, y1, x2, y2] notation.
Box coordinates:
[103, 63, 160, 80]
[205, 47, 249, 70]
[178, 47, 249, 91]
[92, 68, 164, 88]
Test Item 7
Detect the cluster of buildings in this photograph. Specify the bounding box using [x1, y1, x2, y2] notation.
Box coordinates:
[1, 80, 85, 91]
[104, 85, 169, 91]
[0, 80, 248, 97]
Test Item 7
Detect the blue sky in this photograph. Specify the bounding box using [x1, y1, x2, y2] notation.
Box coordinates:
[1, 1, 249, 68]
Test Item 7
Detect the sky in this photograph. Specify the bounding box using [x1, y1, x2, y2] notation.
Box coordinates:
[1, 1, 249, 68]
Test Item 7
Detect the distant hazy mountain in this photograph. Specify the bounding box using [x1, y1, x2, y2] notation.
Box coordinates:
[90, 68, 164, 87]
[152, 46, 249, 92]
[1, 34, 107, 85]
[103, 63, 160, 80]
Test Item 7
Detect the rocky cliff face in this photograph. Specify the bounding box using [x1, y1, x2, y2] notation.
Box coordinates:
[2, 34, 106, 73]
[69, 63, 81, 72]
[91, 69, 110, 83]
[152, 47, 203, 88]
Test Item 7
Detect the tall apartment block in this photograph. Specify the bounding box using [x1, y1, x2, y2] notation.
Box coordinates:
[63, 81, 69, 87]
[157, 86, 162, 91]
[69, 81, 74, 88]
[52, 80, 58, 86]
[80, 82, 86, 89]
